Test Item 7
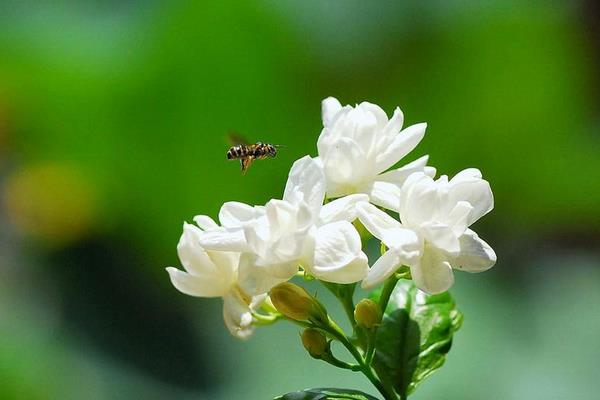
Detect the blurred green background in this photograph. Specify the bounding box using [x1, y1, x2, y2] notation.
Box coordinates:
[1, 1, 599, 399]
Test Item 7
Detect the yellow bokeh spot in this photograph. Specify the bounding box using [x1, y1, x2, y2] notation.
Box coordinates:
[4, 163, 97, 247]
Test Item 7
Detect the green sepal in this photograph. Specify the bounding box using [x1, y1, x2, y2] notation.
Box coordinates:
[274, 387, 379, 400]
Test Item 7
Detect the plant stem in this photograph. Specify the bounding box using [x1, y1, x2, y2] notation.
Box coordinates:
[321, 354, 361, 371]
[321, 282, 357, 329]
[364, 329, 376, 365]
[326, 320, 398, 400]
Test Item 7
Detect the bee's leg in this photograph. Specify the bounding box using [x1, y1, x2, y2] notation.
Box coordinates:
[241, 157, 254, 174]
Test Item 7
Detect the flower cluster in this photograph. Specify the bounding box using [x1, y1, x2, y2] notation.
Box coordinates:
[167, 97, 496, 339]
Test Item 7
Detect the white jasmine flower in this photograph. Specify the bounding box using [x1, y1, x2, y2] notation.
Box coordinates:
[357, 169, 496, 294]
[166, 222, 266, 340]
[200, 156, 370, 287]
[317, 97, 435, 211]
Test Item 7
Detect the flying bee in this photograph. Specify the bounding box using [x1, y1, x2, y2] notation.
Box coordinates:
[226, 133, 282, 174]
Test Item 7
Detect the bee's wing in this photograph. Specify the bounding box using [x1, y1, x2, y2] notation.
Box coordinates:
[227, 132, 250, 146]
[240, 156, 255, 174]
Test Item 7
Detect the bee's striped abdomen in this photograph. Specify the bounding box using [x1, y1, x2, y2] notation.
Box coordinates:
[227, 145, 249, 160]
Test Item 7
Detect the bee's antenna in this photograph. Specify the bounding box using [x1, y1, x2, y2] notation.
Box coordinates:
[274, 144, 286, 148]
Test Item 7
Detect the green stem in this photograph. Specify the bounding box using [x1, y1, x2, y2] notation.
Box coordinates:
[321, 282, 356, 326]
[364, 329, 376, 365]
[251, 312, 280, 326]
[321, 354, 361, 371]
[325, 320, 398, 400]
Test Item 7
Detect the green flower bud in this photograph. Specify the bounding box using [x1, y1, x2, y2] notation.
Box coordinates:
[301, 328, 329, 358]
[270, 282, 328, 323]
[354, 298, 382, 329]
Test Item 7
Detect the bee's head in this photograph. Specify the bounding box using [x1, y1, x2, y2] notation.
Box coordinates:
[267, 144, 277, 157]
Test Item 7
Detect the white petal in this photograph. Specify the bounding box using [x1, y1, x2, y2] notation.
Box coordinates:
[399, 173, 438, 227]
[411, 249, 454, 294]
[313, 252, 368, 284]
[453, 230, 496, 272]
[192, 215, 219, 231]
[272, 230, 309, 263]
[219, 202, 260, 228]
[453, 168, 482, 180]
[166, 267, 230, 297]
[424, 166, 436, 177]
[198, 228, 249, 252]
[350, 104, 384, 156]
[322, 137, 369, 186]
[322, 97, 343, 127]
[237, 253, 292, 295]
[379, 228, 421, 260]
[222, 292, 255, 340]
[311, 221, 361, 269]
[380, 107, 404, 143]
[361, 250, 401, 289]
[377, 155, 429, 184]
[375, 122, 427, 173]
[319, 194, 369, 225]
[177, 223, 215, 276]
[283, 156, 325, 215]
[243, 220, 269, 256]
[369, 181, 402, 212]
[266, 199, 299, 237]
[206, 250, 238, 284]
[356, 202, 402, 242]
[359, 101, 389, 128]
[421, 222, 460, 255]
[446, 201, 473, 236]
[448, 169, 493, 225]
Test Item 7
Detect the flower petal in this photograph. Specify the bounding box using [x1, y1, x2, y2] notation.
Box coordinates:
[313, 252, 368, 284]
[361, 250, 401, 289]
[377, 155, 430, 184]
[237, 253, 292, 295]
[319, 193, 369, 225]
[322, 96, 343, 127]
[198, 228, 249, 252]
[219, 202, 261, 228]
[312, 221, 361, 267]
[308, 221, 367, 283]
[399, 172, 438, 227]
[369, 181, 402, 212]
[177, 223, 215, 275]
[356, 201, 402, 242]
[381, 107, 404, 142]
[375, 122, 427, 173]
[453, 229, 496, 272]
[421, 222, 460, 255]
[448, 169, 494, 225]
[166, 267, 230, 297]
[222, 292, 255, 340]
[283, 156, 325, 215]
[446, 201, 473, 236]
[192, 215, 219, 231]
[411, 249, 454, 294]
[321, 138, 369, 191]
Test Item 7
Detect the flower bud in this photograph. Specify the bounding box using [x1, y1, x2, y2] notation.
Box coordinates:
[301, 328, 329, 358]
[354, 299, 382, 329]
[269, 282, 328, 323]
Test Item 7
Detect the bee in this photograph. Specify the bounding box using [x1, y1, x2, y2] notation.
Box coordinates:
[226, 133, 281, 174]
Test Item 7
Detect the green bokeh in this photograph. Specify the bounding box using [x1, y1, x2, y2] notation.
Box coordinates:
[0, 1, 598, 399]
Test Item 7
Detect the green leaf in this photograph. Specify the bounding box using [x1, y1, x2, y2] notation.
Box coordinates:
[371, 280, 463, 398]
[274, 388, 379, 400]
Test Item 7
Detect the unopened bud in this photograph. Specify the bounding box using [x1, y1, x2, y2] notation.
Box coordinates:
[301, 328, 329, 358]
[354, 299, 382, 329]
[270, 282, 328, 323]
